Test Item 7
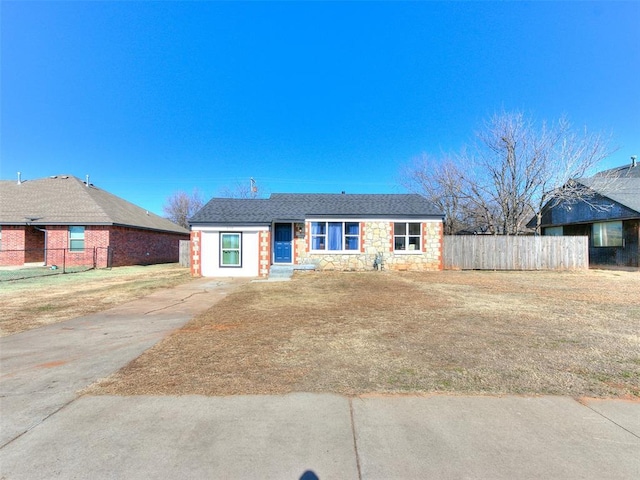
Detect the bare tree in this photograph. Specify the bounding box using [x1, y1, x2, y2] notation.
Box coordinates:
[402, 111, 614, 235]
[401, 154, 470, 234]
[528, 117, 615, 232]
[162, 189, 204, 229]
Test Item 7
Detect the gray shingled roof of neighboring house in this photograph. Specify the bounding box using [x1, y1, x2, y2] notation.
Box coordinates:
[578, 177, 640, 214]
[594, 162, 640, 179]
[0, 175, 189, 234]
[190, 193, 444, 225]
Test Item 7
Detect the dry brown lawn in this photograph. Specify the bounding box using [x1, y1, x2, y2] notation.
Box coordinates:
[0, 264, 192, 336]
[88, 269, 640, 398]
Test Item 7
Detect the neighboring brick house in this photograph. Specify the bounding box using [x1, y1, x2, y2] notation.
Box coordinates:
[0, 174, 189, 268]
[189, 193, 445, 278]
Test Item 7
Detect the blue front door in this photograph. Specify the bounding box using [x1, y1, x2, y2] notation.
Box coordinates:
[274, 223, 293, 263]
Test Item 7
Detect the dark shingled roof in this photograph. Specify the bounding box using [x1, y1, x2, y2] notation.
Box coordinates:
[0, 175, 189, 234]
[578, 177, 640, 214]
[190, 193, 444, 225]
[594, 162, 640, 179]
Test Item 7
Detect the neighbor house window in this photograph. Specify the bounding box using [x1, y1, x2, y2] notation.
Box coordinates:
[311, 222, 360, 251]
[69, 226, 85, 252]
[592, 221, 623, 247]
[394, 222, 421, 251]
[544, 226, 563, 236]
[220, 232, 241, 267]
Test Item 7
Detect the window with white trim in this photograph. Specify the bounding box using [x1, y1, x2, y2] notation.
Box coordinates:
[592, 221, 623, 247]
[394, 222, 421, 251]
[69, 226, 85, 252]
[220, 232, 241, 267]
[311, 222, 360, 251]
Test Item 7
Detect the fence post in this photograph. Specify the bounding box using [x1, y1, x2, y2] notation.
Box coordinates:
[62, 248, 66, 273]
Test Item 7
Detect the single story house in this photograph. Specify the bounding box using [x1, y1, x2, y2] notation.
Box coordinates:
[0, 174, 189, 268]
[532, 161, 640, 268]
[189, 193, 445, 278]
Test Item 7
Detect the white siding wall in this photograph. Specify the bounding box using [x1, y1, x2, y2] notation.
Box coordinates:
[196, 226, 266, 277]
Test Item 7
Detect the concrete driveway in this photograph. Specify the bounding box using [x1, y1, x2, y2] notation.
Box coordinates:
[0, 277, 247, 448]
[1, 277, 639, 479]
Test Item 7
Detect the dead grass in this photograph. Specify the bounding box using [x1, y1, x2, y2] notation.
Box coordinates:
[88, 269, 640, 398]
[0, 264, 192, 336]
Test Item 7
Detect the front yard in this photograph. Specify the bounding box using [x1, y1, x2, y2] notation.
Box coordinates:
[88, 269, 640, 398]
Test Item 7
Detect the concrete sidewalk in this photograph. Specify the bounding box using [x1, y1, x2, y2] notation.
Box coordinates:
[1, 277, 639, 479]
[0, 394, 638, 479]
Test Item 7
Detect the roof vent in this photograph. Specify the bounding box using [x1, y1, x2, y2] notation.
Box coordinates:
[17, 172, 22, 185]
[85, 174, 90, 187]
[632, 155, 637, 168]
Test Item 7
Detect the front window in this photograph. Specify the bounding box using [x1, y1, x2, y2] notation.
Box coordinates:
[69, 226, 85, 252]
[394, 222, 421, 251]
[592, 221, 623, 247]
[311, 222, 360, 251]
[220, 233, 241, 266]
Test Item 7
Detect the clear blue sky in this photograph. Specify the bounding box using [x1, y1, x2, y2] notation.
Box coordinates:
[2, 1, 639, 216]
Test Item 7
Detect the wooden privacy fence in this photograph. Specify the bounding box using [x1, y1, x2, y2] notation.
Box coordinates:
[179, 240, 190, 268]
[443, 235, 589, 270]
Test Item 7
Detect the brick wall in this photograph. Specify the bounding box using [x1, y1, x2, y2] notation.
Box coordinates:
[190, 230, 201, 277]
[258, 230, 271, 277]
[44, 226, 108, 267]
[0, 226, 26, 265]
[109, 226, 188, 267]
[0, 224, 188, 268]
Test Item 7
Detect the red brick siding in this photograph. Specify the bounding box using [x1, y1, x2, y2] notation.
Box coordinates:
[190, 231, 201, 277]
[109, 226, 187, 267]
[0, 226, 27, 265]
[259, 230, 271, 277]
[0, 224, 188, 268]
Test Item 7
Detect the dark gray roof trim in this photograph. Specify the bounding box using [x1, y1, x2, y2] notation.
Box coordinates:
[190, 193, 444, 225]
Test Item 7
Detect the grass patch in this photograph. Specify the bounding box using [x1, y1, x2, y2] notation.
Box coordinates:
[0, 264, 192, 336]
[88, 270, 640, 398]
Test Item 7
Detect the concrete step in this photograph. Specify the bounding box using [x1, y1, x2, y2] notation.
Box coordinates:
[268, 266, 294, 280]
[268, 264, 316, 280]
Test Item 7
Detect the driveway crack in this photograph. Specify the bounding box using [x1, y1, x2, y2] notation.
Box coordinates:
[577, 400, 640, 440]
[143, 290, 209, 315]
[349, 397, 363, 480]
[0, 396, 77, 450]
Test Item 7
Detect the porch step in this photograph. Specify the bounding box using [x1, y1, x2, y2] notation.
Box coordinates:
[268, 264, 316, 280]
[268, 265, 294, 280]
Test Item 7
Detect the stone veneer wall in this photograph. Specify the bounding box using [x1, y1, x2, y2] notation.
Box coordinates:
[297, 220, 443, 272]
